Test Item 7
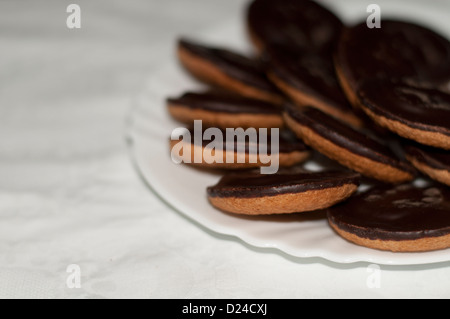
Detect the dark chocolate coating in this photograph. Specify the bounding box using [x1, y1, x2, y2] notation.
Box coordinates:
[328, 184, 450, 241]
[285, 105, 415, 173]
[247, 0, 343, 53]
[266, 45, 354, 113]
[176, 128, 308, 154]
[405, 143, 450, 171]
[179, 39, 280, 94]
[167, 91, 281, 115]
[207, 171, 360, 198]
[336, 20, 450, 91]
[358, 80, 450, 136]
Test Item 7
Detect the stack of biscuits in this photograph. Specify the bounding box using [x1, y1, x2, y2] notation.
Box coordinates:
[166, 0, 450, 253]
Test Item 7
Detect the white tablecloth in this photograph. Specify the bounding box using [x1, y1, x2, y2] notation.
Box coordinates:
[1, 0, 449, 299]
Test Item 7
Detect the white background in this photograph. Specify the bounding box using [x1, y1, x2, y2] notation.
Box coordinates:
[1, 0, 449, 299]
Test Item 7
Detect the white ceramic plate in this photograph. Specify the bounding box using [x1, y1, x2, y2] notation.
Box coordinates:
[127, 0, 450, 265]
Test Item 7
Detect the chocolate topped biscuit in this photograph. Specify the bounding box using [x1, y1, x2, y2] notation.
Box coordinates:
[208, 171, 360, 198]
[170, 127, 310, 171]
[328, 184, 450, 252]
[357, 79, 450, 149]
[284, 105, 415, 183]
[405, 144, 450, 171]
[167, 91, 284, 129]
[335, 19, 450, 150]
[359, 81, 450, 133]
[207, 170, 360, 215]
[178, 39, 284, 105]
[405, 143, 450, 186]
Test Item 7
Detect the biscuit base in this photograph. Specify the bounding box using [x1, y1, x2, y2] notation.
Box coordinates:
[283, 113, 414, 184]
[178, 47, 283, 106]
[268, 72, 363, 129]
[168, 104, 284, 129]
[209, 184, 358, 215]
[170, 140, 310, 169]
[329, 220, 450, 253]
[406, 156, 450, 186]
